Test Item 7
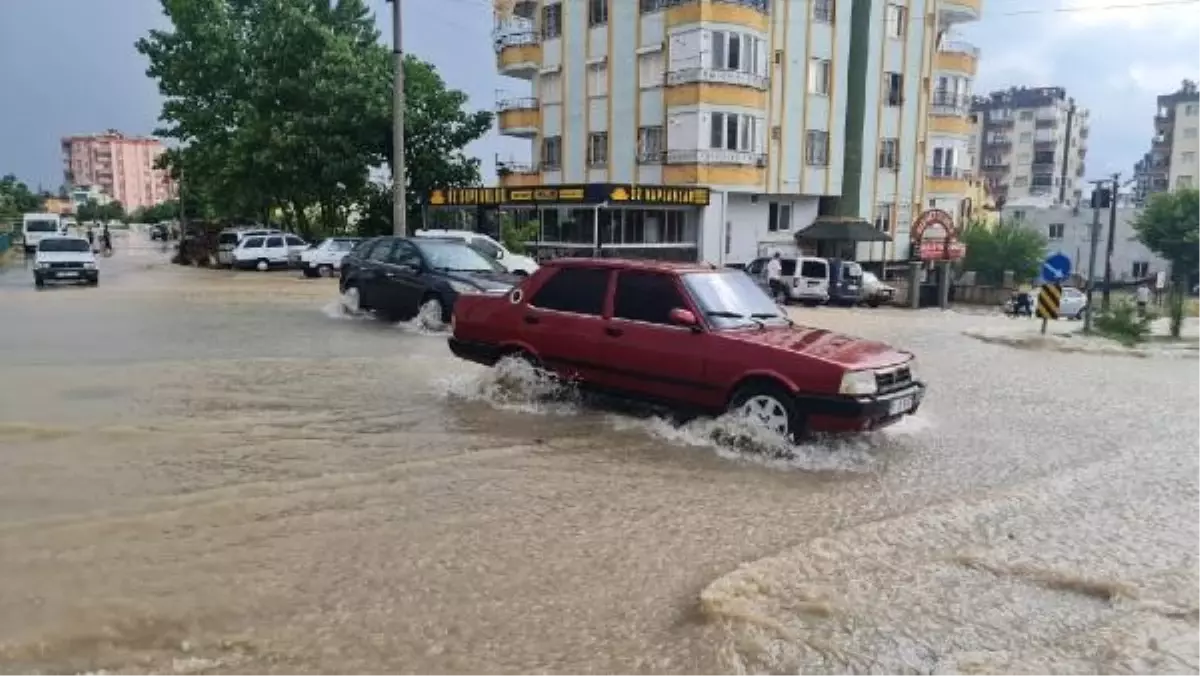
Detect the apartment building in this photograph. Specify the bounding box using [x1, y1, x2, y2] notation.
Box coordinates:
[476, 0, 982, 266]
[925, 24, 982, 226]
[1008, 203, 1168, 284]
[971, 87, 1088, 207]
[61, 130, 176, 211]
[1133, 80, 1199, 202]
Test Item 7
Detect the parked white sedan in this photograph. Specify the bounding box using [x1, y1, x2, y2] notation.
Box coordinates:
[298, 237, 361, 277]
[1059, 286, 1088, 319]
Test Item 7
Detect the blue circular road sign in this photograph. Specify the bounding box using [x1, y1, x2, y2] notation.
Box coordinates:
[1042, 253, 1072, 282]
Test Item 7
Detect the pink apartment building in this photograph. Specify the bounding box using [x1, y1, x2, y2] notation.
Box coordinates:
[61, 130, 176, 211]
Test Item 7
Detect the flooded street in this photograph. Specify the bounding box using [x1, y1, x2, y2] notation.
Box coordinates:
[0, 237, 1196, 674]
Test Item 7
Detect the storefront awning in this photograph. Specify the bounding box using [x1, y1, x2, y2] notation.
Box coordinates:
[794, 216, 891, 242]
[425, 184, 711, 208]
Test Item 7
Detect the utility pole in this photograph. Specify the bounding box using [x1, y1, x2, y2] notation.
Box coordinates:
[1101, 171, 1120, 311]
[389, 0, 407, 236]
[1082, 178, 1109, 334]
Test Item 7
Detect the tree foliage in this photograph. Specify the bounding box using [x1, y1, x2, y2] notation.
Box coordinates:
[136, 0, 490, 238]
[132, 200, 181, 224]
[77, 199, 126, 224]
[960, 219, 1047, 286]
[1132, 188, 1199, 337]
[0, 174, 42, 223]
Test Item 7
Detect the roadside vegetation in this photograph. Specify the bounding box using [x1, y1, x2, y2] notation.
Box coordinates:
[1093, 301, 1155, 347]
[135, 0, 491, 240]
[960, 219, 1047, 286]
[1131, 188, 1199, 338]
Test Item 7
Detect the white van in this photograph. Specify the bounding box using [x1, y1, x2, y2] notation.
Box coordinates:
[216, 226, 282, 266]
[22, 213, 63, 255]
[414, 229, 538, 276]
[745, 255, 830, 305]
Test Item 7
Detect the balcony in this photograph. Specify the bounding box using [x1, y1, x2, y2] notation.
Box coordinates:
[926, 166, 971, 194]
[930, 90, 970, 117]
[1035, 117, 1058, 128]
[934, 40, 978, 75]
[493, 24, 541, 79]
[496, 97, 539, 138]
[664, 67, 769, 108]
[662, 148, 767, 187]
[664, 0, 770, 32]
[937, 0, 980, 24]
[496, 162, 540, 188]
[984, 136, 1012, 149]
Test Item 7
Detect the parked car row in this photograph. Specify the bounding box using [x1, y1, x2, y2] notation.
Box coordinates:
[742, 255, 897, 308]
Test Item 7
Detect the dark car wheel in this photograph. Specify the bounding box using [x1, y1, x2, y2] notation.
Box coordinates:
[417, 294, 448, 330]
[340, 282, 367, 314]
[728, 381, 805, 444]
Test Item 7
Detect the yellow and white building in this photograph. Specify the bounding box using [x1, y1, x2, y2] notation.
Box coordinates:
[481, 0, 983, 266]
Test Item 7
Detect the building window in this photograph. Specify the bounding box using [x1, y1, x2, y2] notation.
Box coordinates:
[638, 51, 664, 88]
[805, 130, 829, 166]
[808, 58, 831, 95]
[1013, 176, 1028, 187]
[709, 112, 761, 152]
[588, 0, 608, 26]
[1184, 128, 1198, 139]
[541, 135, 562, 169]
[1186, 104, 1198, 116]
[587, 63, 608, 97]
[885, 73, 903, 106]
[1177, 175, 1194, 189]
[1048, 223, 1064, 240]
[813, 0, 834, 23]
[878, 138, 899, 170]
[710, 30, 765, 75]
[640, 0, 665, 13]
[1019, 110, 1034, 121]
[588, 132, 608, 167]
[931, 147, 956, 176]
[1019, 131, 1033, 143]
[540, 72, 562, 103]
[1132, 261, 1149, 279]
[637, 126, 664, 162]
[767, 202, 791, 232]
[885, 4, 906, 38]
[874, 203, 894, 232]
[1183, 151, 1197, 164]
[541, 3, 561, 39]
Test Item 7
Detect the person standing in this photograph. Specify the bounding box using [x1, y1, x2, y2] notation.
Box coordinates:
[100, 225, 113, 256]
[85, 226, 95, 252]
[766, 252, 785, 303]
[1136, 282, 1151, 317]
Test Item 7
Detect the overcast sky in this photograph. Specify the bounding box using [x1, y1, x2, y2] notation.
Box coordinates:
[1, 0, 1196, 191]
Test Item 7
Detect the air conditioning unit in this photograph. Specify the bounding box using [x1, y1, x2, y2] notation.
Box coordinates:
[773, 50, 783, 64]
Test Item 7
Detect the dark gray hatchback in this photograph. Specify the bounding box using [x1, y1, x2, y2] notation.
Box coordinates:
[338, 236, 519, 327]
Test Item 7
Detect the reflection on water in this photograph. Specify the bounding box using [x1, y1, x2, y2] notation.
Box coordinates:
[0, 250, 1196, 674]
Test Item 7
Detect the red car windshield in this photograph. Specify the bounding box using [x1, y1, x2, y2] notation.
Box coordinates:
[681, 271, 788, 329]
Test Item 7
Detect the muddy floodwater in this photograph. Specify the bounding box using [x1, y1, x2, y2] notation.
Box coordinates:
[0, 237, 1197, 674]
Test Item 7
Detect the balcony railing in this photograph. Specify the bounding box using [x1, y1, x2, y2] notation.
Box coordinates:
[496, 161, 538, 175]
[666, 67, 769, 90]
[640, 0, 770, 14]
[666, 148, 766, 166]
[931, 90, 970, 115]
[927, 166, 970, 180]
[938, 39, 979, 58]
[637, 150, 666, 164]
[493, 24, 538, 52]
[985, 137, 1012, 147]
[497, 96, 538, 112]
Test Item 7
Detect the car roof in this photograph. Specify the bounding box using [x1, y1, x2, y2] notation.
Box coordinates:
[546, 258, 718, 274]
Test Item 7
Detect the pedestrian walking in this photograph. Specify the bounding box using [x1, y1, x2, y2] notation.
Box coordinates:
[100, 225, 113, 256]
[766, 252, 786, 303]
[1136, 283, 1151, 317]
[85, 226, 95, 252]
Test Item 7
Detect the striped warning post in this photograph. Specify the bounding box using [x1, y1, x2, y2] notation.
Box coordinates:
[1035, 283, 1061, 320]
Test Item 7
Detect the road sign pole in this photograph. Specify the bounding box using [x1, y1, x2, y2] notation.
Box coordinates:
[1041, 317, 1048, 335]
[1083, 198, 1102, 333]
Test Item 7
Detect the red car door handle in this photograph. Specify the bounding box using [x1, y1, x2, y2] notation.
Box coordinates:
[604, 326, 623, 337]
[523, 315, 540, 325]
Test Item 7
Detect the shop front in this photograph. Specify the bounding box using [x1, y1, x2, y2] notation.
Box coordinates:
[423, 184, 710, 262]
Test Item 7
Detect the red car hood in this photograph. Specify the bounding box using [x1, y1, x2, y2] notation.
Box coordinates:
[726, 324, 911, 370]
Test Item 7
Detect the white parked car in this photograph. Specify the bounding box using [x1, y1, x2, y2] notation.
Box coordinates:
[298, 237, 361, 277]
[33, 236, 98, 289]
[233, 233, 309, 271]
[22, 213, 63, 255]
[1058, 286, 1088, 319]
[217, 227, 283, 266]
[413, 229, 538, 276]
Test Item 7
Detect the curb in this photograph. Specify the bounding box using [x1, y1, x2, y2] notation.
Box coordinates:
[963, 329, 1200, 359]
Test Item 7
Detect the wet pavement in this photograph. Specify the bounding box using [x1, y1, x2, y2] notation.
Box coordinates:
[0, 234, 1196, 674]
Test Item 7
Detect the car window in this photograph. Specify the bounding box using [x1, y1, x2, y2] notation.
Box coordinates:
[779, 259, 797, 276]
[38, 238, 90, 253]
[529, 267, 609, 316]
[746, 259, 765, 274]
[350, 239, 377, 257]
[286, 236, 305, 246]
[367, 239, 395, 262]
[415, 239, 503, 272]
[241, 236, 265, 248]
[388, 241, 422, 268]
[265, 236, 284, 247]
[331, 239, 357, 251]
[613, 271, 687, 325]
[25, 220, 59, 233]
[469, 237, 503, 260]
[799, 260, 827, 279]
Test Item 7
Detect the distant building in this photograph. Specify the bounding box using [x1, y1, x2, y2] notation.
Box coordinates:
[1006, 201, 1166, 283]
[971, 86, 1089, 207]
[61, 130, 176, 211]
[1133, 80, 1199, 203]
[41, 197, 74, 215]
[69, 184, 113, 209]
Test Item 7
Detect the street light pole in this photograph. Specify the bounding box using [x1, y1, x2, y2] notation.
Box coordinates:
[389, 0, 407, 236]
[1101, 171, 1120, 311]
[1082, 178, 1107, 334]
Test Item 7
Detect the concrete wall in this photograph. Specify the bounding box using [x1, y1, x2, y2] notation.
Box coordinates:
[1006, 205, 1169, 282]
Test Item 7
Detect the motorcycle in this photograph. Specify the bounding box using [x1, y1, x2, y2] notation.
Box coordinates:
[1003, 291, 1034, 318]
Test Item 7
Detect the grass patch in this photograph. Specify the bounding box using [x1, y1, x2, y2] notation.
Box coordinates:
[1093, 300, 1155, 347]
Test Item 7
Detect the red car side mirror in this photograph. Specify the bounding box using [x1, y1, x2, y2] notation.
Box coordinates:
[669, 307, 699, 328]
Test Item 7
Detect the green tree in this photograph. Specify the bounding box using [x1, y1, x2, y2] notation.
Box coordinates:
[960, 219, 1047, 286]
[76, 198, 100, 224]
[133, 199, 181, 224]
[1132, 188, 1199, 338]
[0, 174, 42, 223]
